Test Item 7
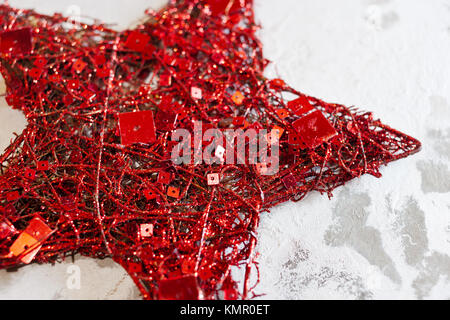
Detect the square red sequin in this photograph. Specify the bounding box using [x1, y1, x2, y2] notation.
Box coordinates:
[207, 0, 246, 16]
[287, 96, 314, 116]
[158, 275, 200, 300]
[157, 171, 172, 184]
[0, 28, 32, 55]
[37, 161, 49, 171]
[124, 31, 152, 53]
[167, 186, 180, 199]
[292, 111, 338, 149]
[118, 110, 156, 146]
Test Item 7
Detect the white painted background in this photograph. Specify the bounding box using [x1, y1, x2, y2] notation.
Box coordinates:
[1, 0, 449, 299]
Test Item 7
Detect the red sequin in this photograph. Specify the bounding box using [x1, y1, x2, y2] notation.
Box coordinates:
[292, 111, 338, 149]
[0, 28, 32, 55]
[118, 110, 157, 146]
[159, 275, 201, 300]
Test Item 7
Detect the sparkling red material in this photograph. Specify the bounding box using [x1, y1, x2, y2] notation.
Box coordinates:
[124, 31, 153, 54]
[287, 96, 315, 116]
[0, 28, 32, 55]
[6, 191, 20, 202]
[9, 217, 53, 263]
[0, 0, 421, 300]
[36, 161, 49, 171]
[206, 0, 248, 16]
[158, 275, 201, 300]
[118, 110, 157, 146]
[292, 110, 338, 149]
[0, 218, 16, 240]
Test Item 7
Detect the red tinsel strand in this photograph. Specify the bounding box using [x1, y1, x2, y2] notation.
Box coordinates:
[0, 0, 420, 300]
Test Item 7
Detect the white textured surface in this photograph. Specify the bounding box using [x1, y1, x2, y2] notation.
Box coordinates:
[1, 0, 450, 300]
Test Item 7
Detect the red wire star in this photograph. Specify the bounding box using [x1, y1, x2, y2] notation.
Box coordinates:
[0, 0, 420, 300]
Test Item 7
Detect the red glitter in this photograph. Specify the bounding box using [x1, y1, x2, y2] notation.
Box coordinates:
[0, 0, 420, 300]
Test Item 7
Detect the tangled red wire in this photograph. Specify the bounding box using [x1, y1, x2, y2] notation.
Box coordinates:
[0, 0, 420, 299]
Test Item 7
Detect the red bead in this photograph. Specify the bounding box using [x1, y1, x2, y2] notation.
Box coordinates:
[199, 267, 214, 280]
[176, 58, 191, 70]
[255, 163, 267, 175]
[191, 35, 204, 48]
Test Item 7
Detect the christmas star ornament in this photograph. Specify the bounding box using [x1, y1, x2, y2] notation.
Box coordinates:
[0, 0, 420, 300]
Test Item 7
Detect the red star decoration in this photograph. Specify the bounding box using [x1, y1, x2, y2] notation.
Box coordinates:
[0, 0, 420, 299]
